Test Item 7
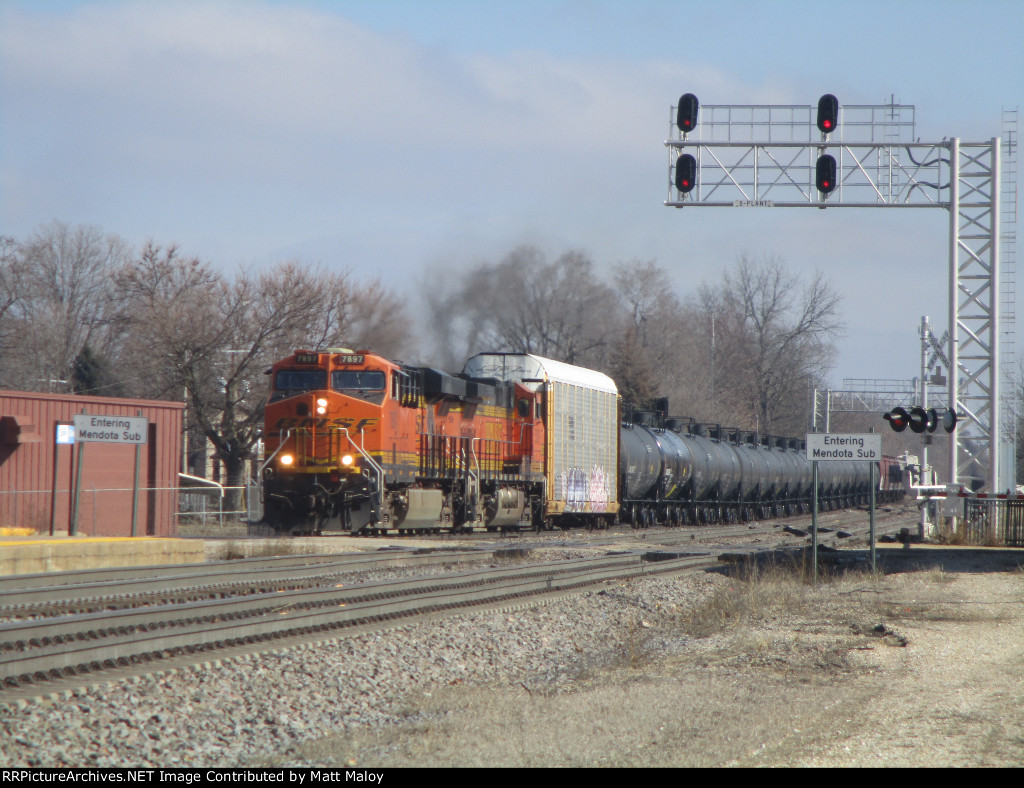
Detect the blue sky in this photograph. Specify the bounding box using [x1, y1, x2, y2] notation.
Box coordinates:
[2, 0, 1021, 382]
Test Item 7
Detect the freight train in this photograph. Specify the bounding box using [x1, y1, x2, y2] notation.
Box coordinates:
[259, 349, 905, 535]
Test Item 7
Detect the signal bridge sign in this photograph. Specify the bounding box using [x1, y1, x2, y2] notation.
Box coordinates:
[805, 433, 881, 462]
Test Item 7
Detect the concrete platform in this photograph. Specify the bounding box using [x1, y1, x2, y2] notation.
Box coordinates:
[0, 535, 207, 576]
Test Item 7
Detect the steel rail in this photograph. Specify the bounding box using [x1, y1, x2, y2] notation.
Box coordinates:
[0, 550, 486, 612]
[0, 553, 375, 592]
[0, 555, 659, 646]
[0, 553, 714, 687]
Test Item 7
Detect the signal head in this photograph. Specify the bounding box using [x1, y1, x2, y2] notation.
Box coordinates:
[942, 409, 958, 433]
[674, 153, 697, 194]
[817, 94, 839, 135]
[908, 406, 929, 434]
[676, 93, 699, 134]
[884, 407, 909, 432]
[816, 154, 837, 194]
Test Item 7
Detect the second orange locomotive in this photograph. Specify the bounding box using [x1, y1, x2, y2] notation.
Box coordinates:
[261, 349, 620, 534]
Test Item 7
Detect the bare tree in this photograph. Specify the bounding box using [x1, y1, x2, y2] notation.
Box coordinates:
[0, 236, 27, 381]
[2, 222, 129, 392]
[115, 248, 412, 499]
[610, 260, 692, 407]
[446, 246, 623, 368]
[697, 254, 844, 435]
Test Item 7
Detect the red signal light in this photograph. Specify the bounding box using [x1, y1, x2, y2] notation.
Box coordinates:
[676, 93, 699, 134]
[815, 154, 837, 194]
[817, 94, 839, 135]
[884, 407, 910, 432]
[674, 153, 697, 194]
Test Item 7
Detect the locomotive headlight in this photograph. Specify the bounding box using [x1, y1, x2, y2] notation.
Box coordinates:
[341, 454, 355, 466]
[316, 397, 328, 415]
[279, 454, 294, 466]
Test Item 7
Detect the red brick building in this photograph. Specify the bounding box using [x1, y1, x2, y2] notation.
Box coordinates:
[0, 391, 184, 536]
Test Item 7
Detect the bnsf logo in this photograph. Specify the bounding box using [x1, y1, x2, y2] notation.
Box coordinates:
[272, 417, 380, 431]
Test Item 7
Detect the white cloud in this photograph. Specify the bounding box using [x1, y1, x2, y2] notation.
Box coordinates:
[1, 1, 993, 384]
[2, 2, 746, 163]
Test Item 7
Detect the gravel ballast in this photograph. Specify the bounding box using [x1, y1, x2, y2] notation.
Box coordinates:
[3, 548, 1023, 768]
[0, 570, 726, 768]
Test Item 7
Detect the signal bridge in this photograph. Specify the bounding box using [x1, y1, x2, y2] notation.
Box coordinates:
[666, 95, 1015, 494]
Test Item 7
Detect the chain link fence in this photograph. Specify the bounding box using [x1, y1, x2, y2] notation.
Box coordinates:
[0, 483, 257, 534]
[177, 484, 254, 527]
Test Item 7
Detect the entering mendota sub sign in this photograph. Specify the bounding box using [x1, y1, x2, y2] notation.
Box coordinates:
[73, 414, 148, 444]
[805, 433, 881, 461]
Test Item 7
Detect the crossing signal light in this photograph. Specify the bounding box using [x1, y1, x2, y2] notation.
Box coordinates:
[884, 406, 957, 433]
[907, 407, 937, 434]
[816, 154, 837, 194]
[676, 93, 699, 134]
[675, 153, 697, 193]
[884, 407, 909, 432]
[817, 94, 838, 135]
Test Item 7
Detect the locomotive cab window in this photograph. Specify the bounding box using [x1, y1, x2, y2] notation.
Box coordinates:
[332, 370, 386, 391]
[273, 370, 327, 393]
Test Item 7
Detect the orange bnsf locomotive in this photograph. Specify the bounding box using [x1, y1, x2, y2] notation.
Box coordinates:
[261, 349, 619, 534]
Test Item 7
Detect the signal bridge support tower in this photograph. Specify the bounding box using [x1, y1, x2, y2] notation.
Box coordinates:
[666, 97, 1016, 493]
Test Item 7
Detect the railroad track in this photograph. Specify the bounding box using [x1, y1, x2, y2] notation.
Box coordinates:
[0, 551, 716, 690]
[0, 548, 487, 618]
[0, 503, 917, 695]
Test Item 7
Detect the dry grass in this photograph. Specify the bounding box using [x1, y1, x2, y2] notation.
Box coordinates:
[933, 517, 1009, 547]
[259, 556, 1024, 768]
[678, 554, 868, 639]
[284, 667, 879, 768]
[221, 539, 298, 560]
